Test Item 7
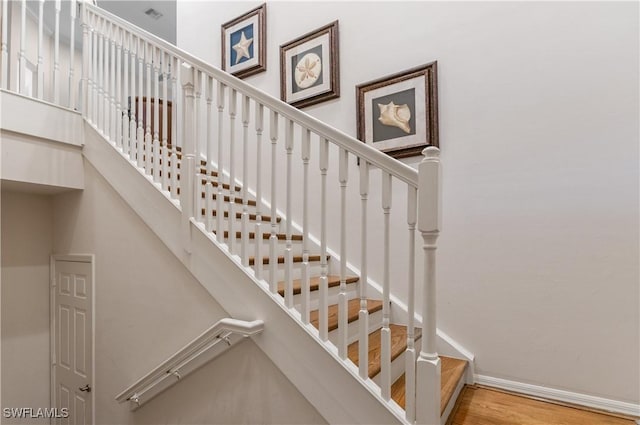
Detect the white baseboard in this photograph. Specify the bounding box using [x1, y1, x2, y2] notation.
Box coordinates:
[475, 374, 640, 418]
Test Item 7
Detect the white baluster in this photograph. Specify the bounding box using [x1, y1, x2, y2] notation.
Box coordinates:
[337, 148, 349, 358]
[122, 32, 130, 158]
[161, 51, 169, 191]
[36, 0, 44, 99]
[115, 27, 122, 149]
[136, 38, 144, 167]
[227, 88, 238, 253]
[405, 186, 418, 423]
[284, 119, 294, 308]
[193, 70, 202, 196]
[80, 6, 90, 120]
[205, 75, 214, 233]
[68, 0, 76, 108]
[416, 147, 441, 425]
[358, 160, 370, 379]
[53, 0, 61, 103]
[318, 138, 329, 341]
[110, 24, 116, 143]
[241, 95, 250, 267]
[1, 0, 8, 89]
[91, 15, 98, 124]
[180, 64, 195, 254]
[268, 110, 279, 293]
[380, 171, 392, 400]
[300, 129, 311, 324]
[254, 103, 264, 281]
[103, 21, 110, 139]
[215, 81, 226, 242]
[97, 17, 104, 131]
[170, 56, 179, 198]
[18, 0, 26, 94]
[130, 37, 138, 163]
[153, 47, 161, 183]
[145, 43, 152, 174]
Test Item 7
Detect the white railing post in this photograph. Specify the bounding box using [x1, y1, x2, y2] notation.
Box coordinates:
[37, 0, 44, 99]
[1, 0, 8, 89]
[68, 0, 77, 109]
[81, 4, 90, 119]
[337, 147, 349, 358]
[53, 0, 61, 104]
[405, 186, 418, 423]
[358, 160, 370, 379]
[415, 146, 442, 425]
[19, 0, 26, 94]
[180, 64, 195, 254]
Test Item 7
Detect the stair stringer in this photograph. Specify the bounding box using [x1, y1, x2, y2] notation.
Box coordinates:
[82, 122, 406, 424]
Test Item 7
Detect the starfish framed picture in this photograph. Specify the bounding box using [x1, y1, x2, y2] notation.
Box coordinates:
[356, 63, 439, 159]
[221, 4, 266, 79]
[280, 21, 340, 108]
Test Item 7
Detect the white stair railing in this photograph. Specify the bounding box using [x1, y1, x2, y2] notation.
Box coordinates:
[115, 318, 264, 410]
[1, 1, 443, 422]
[80, 3, 442, 423]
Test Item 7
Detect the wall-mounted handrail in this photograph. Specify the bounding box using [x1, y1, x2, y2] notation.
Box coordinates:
[81, 2, 418, 187]
[115, 318, 264, 410]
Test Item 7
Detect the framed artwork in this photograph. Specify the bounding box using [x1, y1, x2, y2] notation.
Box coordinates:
[221, 4, 266, 79]
[280, 21, 340, 108]
[356, 62, 438, 159]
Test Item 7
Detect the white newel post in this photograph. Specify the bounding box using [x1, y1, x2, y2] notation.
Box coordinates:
[415, 146, 442, 425]
[180, 64, 195, 254]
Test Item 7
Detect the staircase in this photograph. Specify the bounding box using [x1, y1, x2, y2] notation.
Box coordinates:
[1, 1, 472, 424]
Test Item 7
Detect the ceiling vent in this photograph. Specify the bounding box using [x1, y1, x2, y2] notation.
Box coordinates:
[144, 8, 163, 20]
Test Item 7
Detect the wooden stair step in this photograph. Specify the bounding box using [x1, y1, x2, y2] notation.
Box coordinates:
[277, 275, 358, 297]
[200, 208, 281, 223]
[310, 298, 383, 333]
[390, 356, 467, 415]
[248, 254, 328, 266]
[347, 324, 422, 379]
[214, 231, 302, 241]
[200, 179, 241, 192]
[204, 193, 257, 206]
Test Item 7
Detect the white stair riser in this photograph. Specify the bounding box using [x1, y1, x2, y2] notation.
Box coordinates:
[327, 307, 384, 346]
[250, 259, 326, 282]
[224, 238, 304, 258]
[372, 336, 423, 387]
[304, 285, 358, 311]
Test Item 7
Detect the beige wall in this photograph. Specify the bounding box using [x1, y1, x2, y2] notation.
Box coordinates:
[52, 161, 325, 424]
[1, 190, 53, 424]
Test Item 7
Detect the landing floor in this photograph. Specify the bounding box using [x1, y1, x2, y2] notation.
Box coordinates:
[448, 386, 637, 425]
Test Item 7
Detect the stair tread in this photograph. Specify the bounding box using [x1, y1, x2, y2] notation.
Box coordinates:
[200, 179, 242, 192]
[248, 254, 328, 266]
[200, 209, 281, 223]
[391, 356, 468, 415]
[204, 193, 257, 206]
[215, 231, 302, 241]
[347, 324, 422, 379]
[277, 275, 358, 297]
[310, 298, 383, 333]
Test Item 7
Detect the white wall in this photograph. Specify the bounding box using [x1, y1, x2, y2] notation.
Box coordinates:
[177, 1, 640, 405]
[52, 161, 326, 424]
[1, 191, 53, 424]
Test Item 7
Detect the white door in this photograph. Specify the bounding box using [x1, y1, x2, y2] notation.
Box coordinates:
[53, 259, 93, 425]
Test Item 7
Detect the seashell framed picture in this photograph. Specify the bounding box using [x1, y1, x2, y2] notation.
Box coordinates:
[280, 21, 340, 108]
[221, 3, 267, 79]
[356, 63, 439, 159]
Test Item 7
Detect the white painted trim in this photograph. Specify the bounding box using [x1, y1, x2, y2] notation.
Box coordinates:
[50, 254, 96, 425]
[475, 374, 640, 418]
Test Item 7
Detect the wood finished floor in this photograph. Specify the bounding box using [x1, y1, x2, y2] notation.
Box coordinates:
[448, 386, 638, 425]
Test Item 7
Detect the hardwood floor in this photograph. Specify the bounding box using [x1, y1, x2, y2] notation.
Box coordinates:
[448, 386, 638, 425]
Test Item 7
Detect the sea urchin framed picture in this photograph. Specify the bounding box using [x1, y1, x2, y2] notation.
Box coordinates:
[356, 62, 438, 159]
[280, 21, 340, 108]
[221, 4, 266, 79]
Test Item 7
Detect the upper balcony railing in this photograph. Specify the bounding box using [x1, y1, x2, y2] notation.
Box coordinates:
[1, 1, 443, 423]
